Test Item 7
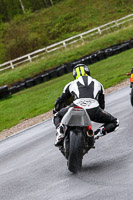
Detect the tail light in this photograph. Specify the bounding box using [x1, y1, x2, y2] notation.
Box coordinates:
[73, 106, 83, 111]
[88, 125, 92, 130]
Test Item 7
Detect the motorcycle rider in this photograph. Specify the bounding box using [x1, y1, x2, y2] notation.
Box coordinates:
[53, 64, 119, 146]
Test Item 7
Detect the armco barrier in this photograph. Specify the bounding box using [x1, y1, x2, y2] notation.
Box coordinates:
[0, 39, 133, 99]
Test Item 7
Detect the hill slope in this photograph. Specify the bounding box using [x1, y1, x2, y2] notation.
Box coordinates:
[0, 0, 133, 63]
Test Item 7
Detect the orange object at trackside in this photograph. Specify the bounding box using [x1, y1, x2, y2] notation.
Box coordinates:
[130, 74, 133, 82]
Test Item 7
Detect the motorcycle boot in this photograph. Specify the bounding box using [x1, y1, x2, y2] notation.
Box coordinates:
[94, 126, 107, 140]
[55, 124, 65, 147]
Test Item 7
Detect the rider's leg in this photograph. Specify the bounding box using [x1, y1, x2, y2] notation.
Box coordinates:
[87, 107, 119, 137]
[53, 107, 69, 127]
[53, 107, 69, 146]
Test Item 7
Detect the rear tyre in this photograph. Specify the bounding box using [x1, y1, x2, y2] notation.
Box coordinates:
[68, 129, 84, 173]
[130, 87, 133, 106]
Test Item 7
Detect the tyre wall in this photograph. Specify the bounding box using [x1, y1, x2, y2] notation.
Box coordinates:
[1, 39, 133, 99]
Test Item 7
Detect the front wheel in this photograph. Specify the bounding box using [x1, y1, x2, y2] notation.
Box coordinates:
[68, 128, 84, 173]
[130, 87, 133, 106]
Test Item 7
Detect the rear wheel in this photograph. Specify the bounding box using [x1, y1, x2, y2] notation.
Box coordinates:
[68, 128, 84, 173]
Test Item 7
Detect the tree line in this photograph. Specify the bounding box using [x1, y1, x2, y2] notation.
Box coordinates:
[0, 0, 62, 23]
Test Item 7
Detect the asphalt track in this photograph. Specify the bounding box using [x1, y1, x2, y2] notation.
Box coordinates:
[0, 85, 133, 200]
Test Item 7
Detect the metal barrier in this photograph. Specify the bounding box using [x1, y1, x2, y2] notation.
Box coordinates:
[0, 13, 133, 72]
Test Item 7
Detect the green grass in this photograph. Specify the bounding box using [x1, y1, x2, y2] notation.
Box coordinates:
[0, 48, 132, 132]
[0, 24, 133, 87]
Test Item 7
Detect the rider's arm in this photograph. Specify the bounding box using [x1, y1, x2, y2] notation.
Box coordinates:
[98, 84, 105, 110]
[55, 82, 72, 111]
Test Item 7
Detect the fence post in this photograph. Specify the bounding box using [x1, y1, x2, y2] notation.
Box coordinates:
[115, 20, 119, 27]
[98, 27, 102, 34]
[63, 41, 67, 48]
[80, 34, 84, 42]
[10, 61, 14, 69]
[28, 55, 32, 62]
[45, 48, 48, 53]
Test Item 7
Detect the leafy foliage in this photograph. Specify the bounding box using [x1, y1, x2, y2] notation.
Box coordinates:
[0, 0, 63, 22]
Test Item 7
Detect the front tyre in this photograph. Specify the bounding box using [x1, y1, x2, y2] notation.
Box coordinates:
[68, 128, 84, 173]
[130, 87, 133, 106]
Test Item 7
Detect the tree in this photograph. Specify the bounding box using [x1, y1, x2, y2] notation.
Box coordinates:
[43, 0, 54, 7]
[0, 0, 9, 21]
[18, 0, 25, 14]
[49, 0, 54, 6]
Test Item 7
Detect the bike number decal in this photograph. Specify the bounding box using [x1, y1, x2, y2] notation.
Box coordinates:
[74, 98, 99, 109]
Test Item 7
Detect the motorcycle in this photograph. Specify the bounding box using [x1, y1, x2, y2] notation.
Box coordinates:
[126, 68, 133, 106]
[55, 98, 100, 173]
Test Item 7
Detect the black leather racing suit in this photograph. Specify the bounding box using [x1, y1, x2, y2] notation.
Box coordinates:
[53, 76, 119, 133]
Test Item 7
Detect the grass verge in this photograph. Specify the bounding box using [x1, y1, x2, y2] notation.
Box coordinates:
[0, 48, 132, 132]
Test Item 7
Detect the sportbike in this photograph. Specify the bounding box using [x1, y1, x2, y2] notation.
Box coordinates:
[55, 98, 101, 173]
[126, 68, 133, 106]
